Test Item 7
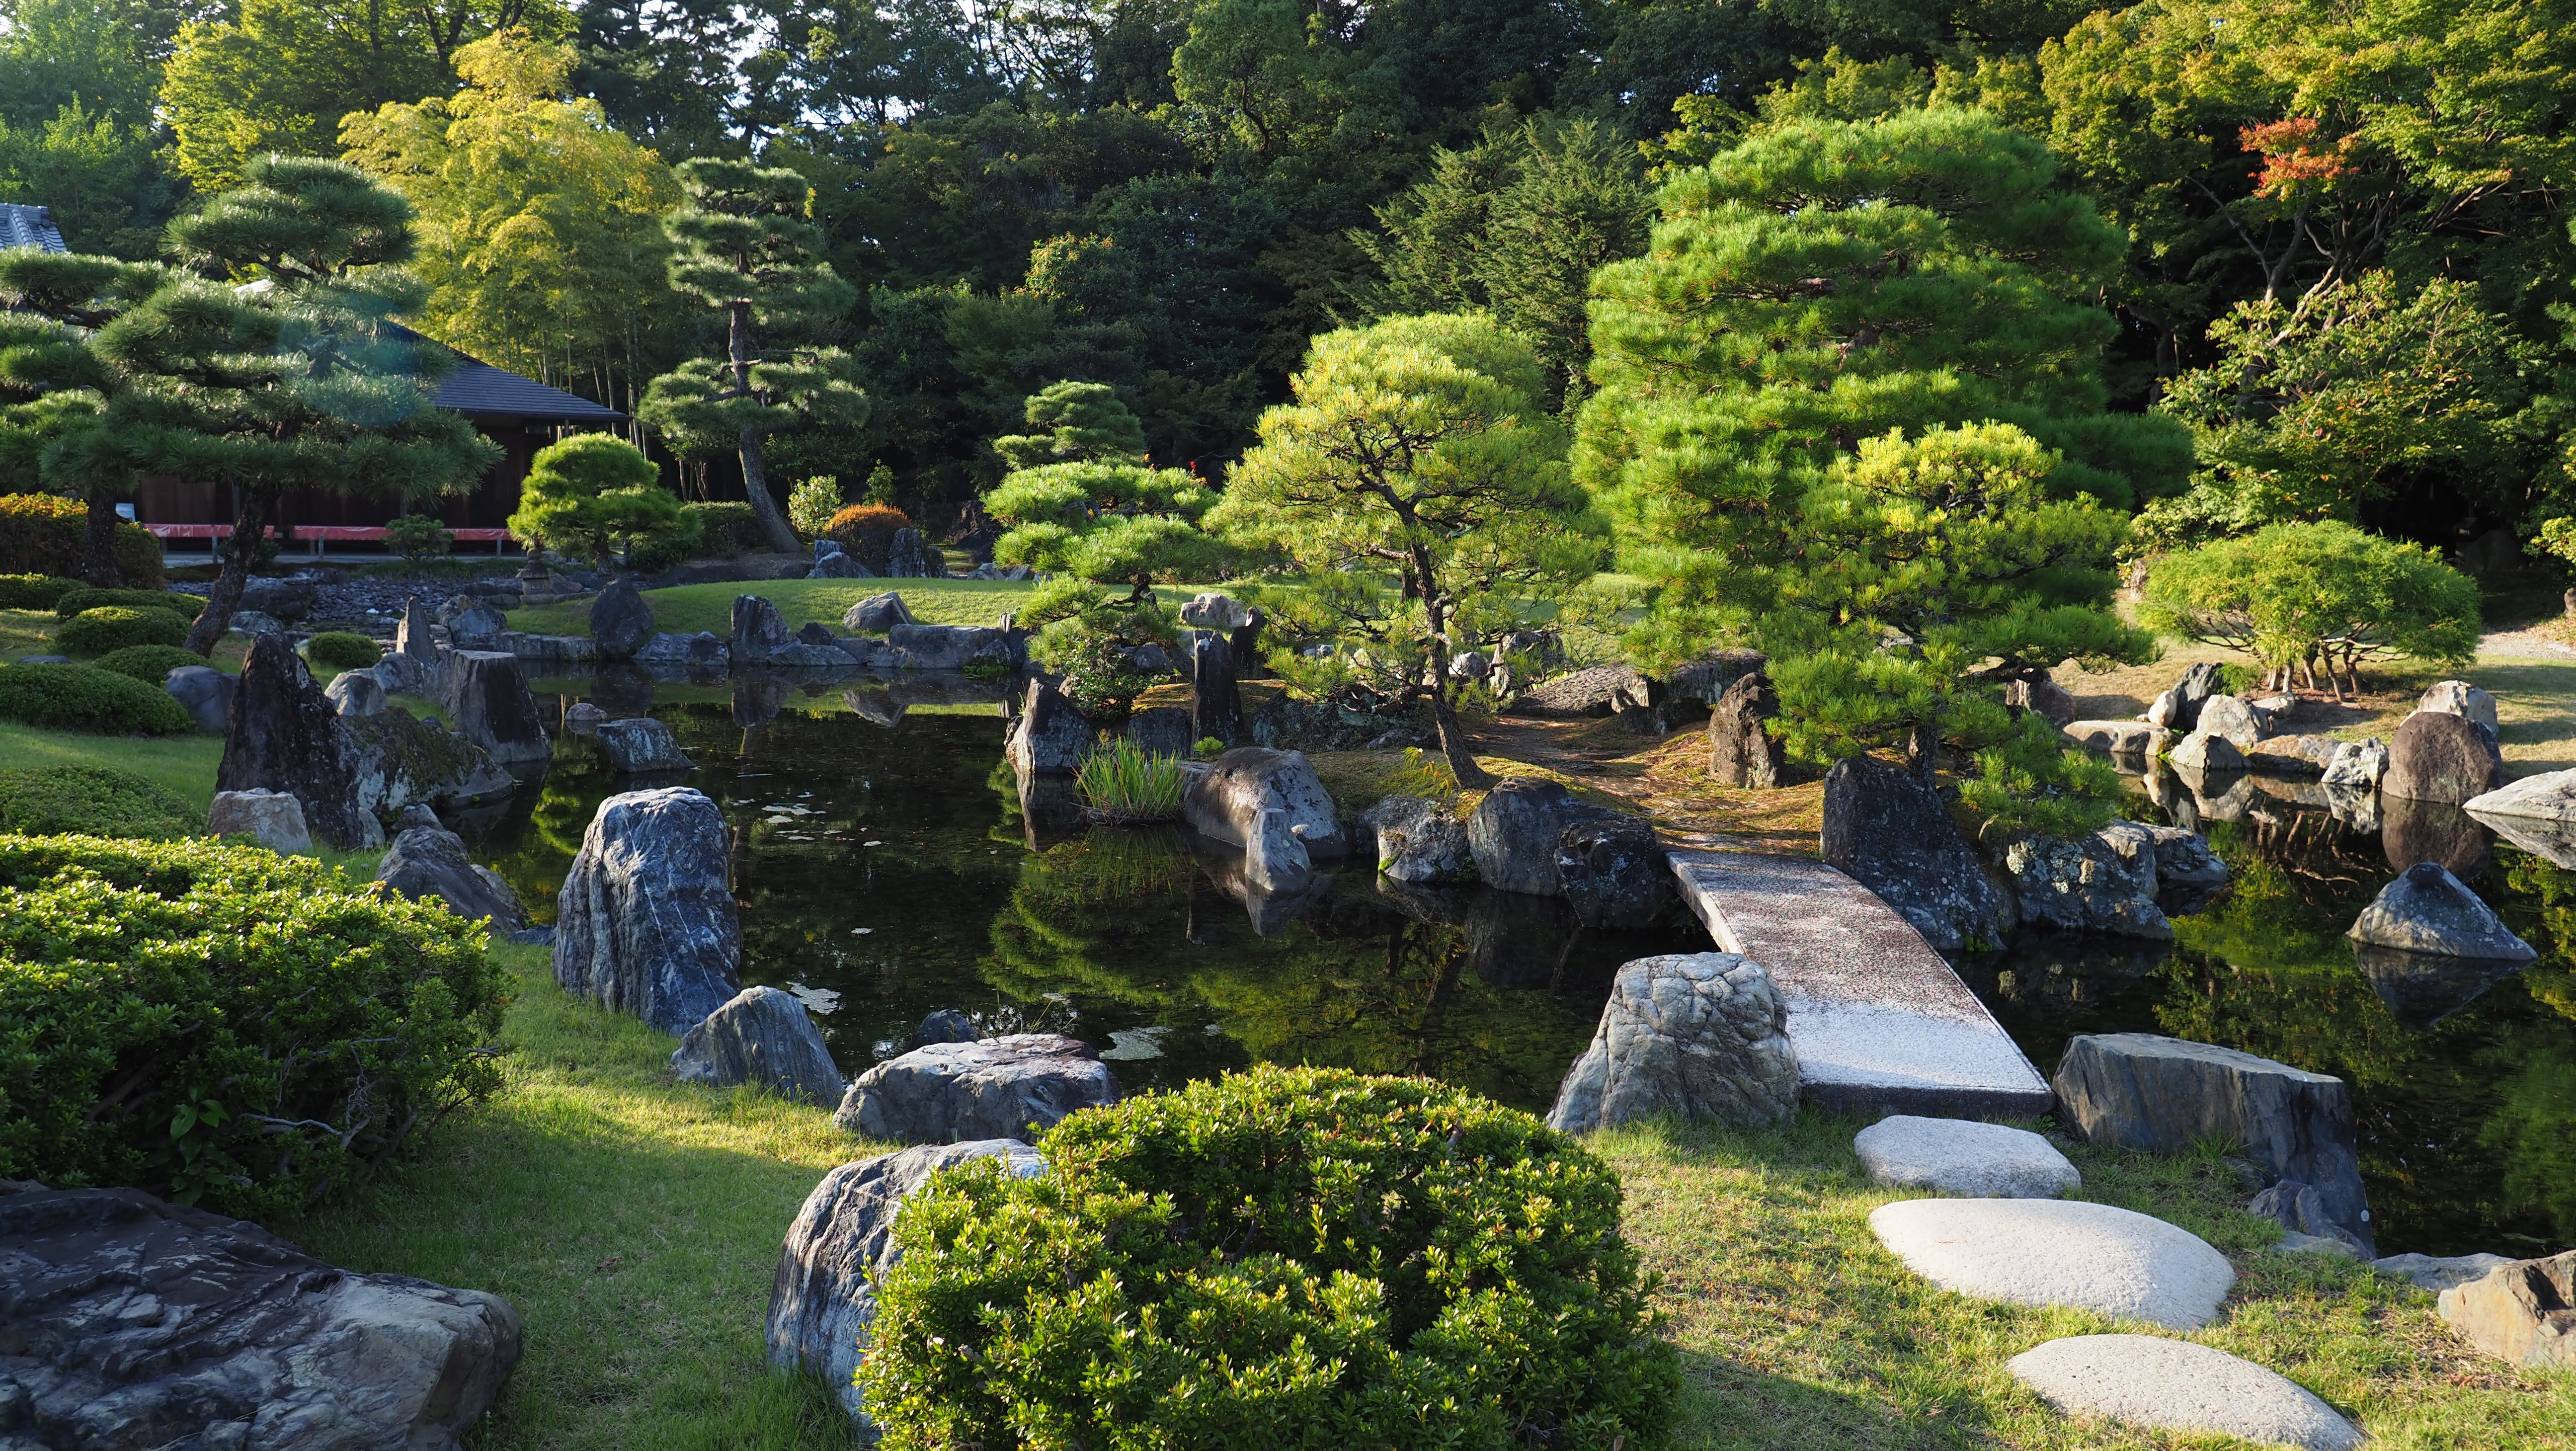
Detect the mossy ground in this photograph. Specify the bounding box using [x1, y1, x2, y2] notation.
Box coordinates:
[505, 577, 1099, 638]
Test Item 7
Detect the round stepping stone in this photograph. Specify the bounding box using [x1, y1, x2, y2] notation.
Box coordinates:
[1867, 1199, 2234, 1328]
[1853, 1115, 2081, 1199]
[2010, 1334, 2363, 1451]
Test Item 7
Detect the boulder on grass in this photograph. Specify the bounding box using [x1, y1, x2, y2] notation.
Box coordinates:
[2418, 679, 2499, 732]
[1853, 1115, 2081, 1199]
[553, 786, 742, 1036]
[832, 1034, 1120, 1143]
[1820, 754, 2013, 952]
[2347, 861, 2534, 961]
[1367, 795, 1474, 884]
[671, 985, 844, 1104]
[595, 716, 692, 774]
[590, 576, 656, 659]
[1544, 953, 1799, 1132]
[207, 787, 312, 854]
[767, 1140, 1046, 1426]
[2382, 709, 2504, 804]
[1466, 776, 1608, 896]
[2249, 1179, 2367, 1256]
[842, 591, 914, 633]
[323, 667, 386, 718]
[439, 595, 505, 649]
[1871, 1199, 2236, 1329]
[2007, 1335, 2362, 1451]
[1554, 815, 1673, 929]
[373, 824, 524, 931]
[1182, 746, 1346, 858]
[2437, 1250, 2576, 1371]
[731, 592, 794, 663]
[217, 632, 380, 850]
[164, 663, 234, 734]
[0, 1182, 522, 1451]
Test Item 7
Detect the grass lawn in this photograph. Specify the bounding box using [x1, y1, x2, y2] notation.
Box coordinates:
[506, 577, 1077, 638]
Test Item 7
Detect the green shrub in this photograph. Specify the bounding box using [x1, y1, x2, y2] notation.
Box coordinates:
[1074, 735, 1185, 821]
[0, 493, 164, 587]
[860, 1065, 1679, 1451]
[0, 574, 80, 611]
[0, 765, 200, 837]
[680, 500, 756, 558]
[53, 585, 199, 623]
[58, 606, 189, 655]
[0, 835, 506, 1219]
[0, 663, 193, 733]
[90, 644, 208, 686]
[384, 513, 453, 561]
[303, 631, 383, 672]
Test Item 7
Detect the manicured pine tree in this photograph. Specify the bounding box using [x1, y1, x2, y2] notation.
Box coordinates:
[640, 159, 869, 557]
[0, 251, 162, 585]
[992, 380, 1149, 470]
[507, 432, 688, 571]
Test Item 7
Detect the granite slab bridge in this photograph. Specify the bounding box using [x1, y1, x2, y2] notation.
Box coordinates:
[1667, 847, 2054, 1119]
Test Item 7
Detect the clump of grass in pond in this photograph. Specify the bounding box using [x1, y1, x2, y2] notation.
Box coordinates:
[1075, 735, 1185, 823]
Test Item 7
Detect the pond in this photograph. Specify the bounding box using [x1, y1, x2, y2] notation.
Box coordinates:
[464, 674, 2576, 1261]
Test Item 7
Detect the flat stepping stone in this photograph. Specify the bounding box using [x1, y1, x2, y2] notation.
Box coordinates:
[1868, 1199, 2234, 1328]
[2010, 1334, 2363, 1450]
[1853, 1115, 2080, 1199]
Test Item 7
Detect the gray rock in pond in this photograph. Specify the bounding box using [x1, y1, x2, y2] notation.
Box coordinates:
[2138, 822, 2230, 904]
[1872, 1199, 2236, 1328]
[1820, 754, 2013, 952]
[1245, 806, 1314, 894]
[374, 824, 525, 932]
[1009, 679, 1093, 778]
[1705, 670, 1786, 788]
[1466, 775, 1608, 896]
[564, 700, 608, 734]
[2053, 1033, 2372, 1254]
[2008, 1335, 2362, 1451]
[2143, 660, 2225, 731]
[1184, 745, 1347, 859]
[767, 1139, 1046, 1426]
[2320, 737, 2389, 787]
[441, 649, 552, 772]
[1367, 795, 1474, 884]
[2063, 720, 2169, 758]
[888, 621, 1019, 670]
[842, 591, 914, 633]
[439, 594, 506, 649]
[163, 663, 234, 734]
[0, 1181, 521, 1451]
[1852, 1115, 2081, 1199]
[632, 630, 729, 669]
[796, 621, 836, 648]
[1126, 704, 1194, 757]
[2465, 766, 2576, 823]
[1554, 815, 1672, 929]
[2347, 861, 2535, 961]
[217, 632, 381, 850]
[2383, 709, 2504, 804]
[553, 786, 743, 1036]
[731, 593, 794, 663]
[589, 576, 656, 659]
[207, 787, 313, 854]
[345, 704, 512, 818]
[1545, 953, 1799, 1133]
[594, 716, 692, 774]
[2168, 729, 2245, 772]
[2250, 1179, 2368, 1255]
[2372, 1250, 2515, 1294]
[2195, 694, 2265, 748]
[832, 1034, 1120, 1144]
[2247, 733, 2340, 774]
[324, 666, 386, 718]
[904, 1008, 980, 1049]
[671, 985, 843, 1104]
[2002, 821, 2172, 939]
[2419, 678, 2499, 732]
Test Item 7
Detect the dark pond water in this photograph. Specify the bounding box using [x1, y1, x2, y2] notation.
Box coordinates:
[466, 676, 2576, 1259]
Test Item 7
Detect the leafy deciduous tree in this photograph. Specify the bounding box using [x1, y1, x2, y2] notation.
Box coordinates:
[2140, 520, 2480, 699]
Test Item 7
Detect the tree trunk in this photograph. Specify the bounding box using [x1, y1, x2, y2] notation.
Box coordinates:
[184, 495, 267, 656]
[727, 300, 802, 556]
[1430, 685, 1493, 789]
[80, 491, 124, 588]
[1907, 718, 1940, 784]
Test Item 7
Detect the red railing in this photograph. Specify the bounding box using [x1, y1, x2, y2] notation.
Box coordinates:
[144, 523, 519, 555]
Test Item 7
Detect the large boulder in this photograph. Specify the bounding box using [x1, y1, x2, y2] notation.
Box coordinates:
[842, 591, 914, 633]
[553, 787, 743, 1036]
[164, 663, 235, 734]
[1819, 754, 2013, 952]
[594, 716, 693, 774]
[883, 527, 931, 577]
[1178, 591, 1252, 632]
[832, 1034, 1120, 1143]
[1182, 746, 1347, 859]
[2347, 861, 2535, 961]
[2437, 1250, 2576, 1371]
[2063, 720, 2168, 758]
[731, 593, 794, 663]
[1543, 953, 1799, 1132]
[1554, 815, 1673, 929]
[1190, 631, 1242, 746]
[389, 594, 440, 682]
[2194, 694, 2265, 749]
[2052, 1033, 2371, 1253]
[2320, 737, 2389, 787]
[1244, 806, 1314, 894]
[887, 621, 1018, 670]
[345, 705, 512, 818]
[670, 985, 844, 1104]
[324, 667, 386, 718]
[2382, 709, 2504, 804]
[2143, 661, 2225, 730]
[2168, 729, 2245, 772]
[2246, 733, 2340, 774]
[1008, 679, 1093, 777]
[373, 824, 524, 931]
[439, 594, 505, 649]
[2001, 821, 2171, 939]
[1465, 776, 1607, 895]
[0, 1181, 520, 1451]
[207, 787, 313, 854]
[589, 576, 656, 659]
[2418, 678, 2499, 732]
[1366, 795, 1474, 884]
[1853, 1116, 2081, 1199]
[806, 549, 872, 579]
[2004, 674, 2081, 726]
[2249, 1179, 2368, 1255]
[1508, 664, 1651, 718]
[1705, 671, 1786, 788]
[216, 632, 379, 850]
[1126, 705, 1194, 757]
[442, 649, 552, 772]
[236, 574, 316, 623]
[2464, 769, 2576, 868]
[767, 1140, 1047, 1427]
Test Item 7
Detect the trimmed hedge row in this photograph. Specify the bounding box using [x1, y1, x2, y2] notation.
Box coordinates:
[0, 663, 193, 734]
[304, 631, 383, 672]
[0, 835, 508, 1220]
[0, 493, 164, 588]
[60, 606, 188, 655]
[0, 573, 80, 611]
[0, 765, 200, 838]
[90, 644, 208, 686]
[53, 585, 199, 622]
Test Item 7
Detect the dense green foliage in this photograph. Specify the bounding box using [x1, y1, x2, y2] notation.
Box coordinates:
[0, 495, 161, 588]
[860, 1066, 1677, 1451]
[1072, 736, 1185, 821]
[57, 604, 186, 655]
[0, 573, 78, 610]
[384, 513, 453, 562]
[0, 661, 192, 733]
[509, 432, 688, 568]
[88, 643, 204, 685]
[0, 763, 199, 837]
[0, 834, 507, 1220]
[303, 631, 385, 673]
[2141, 521, 2481, 698]
[51, 585, 193, 621]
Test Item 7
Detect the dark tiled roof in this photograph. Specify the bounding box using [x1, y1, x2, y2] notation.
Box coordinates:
[432, 356, 627, 423]
[0, 204, 67, 253]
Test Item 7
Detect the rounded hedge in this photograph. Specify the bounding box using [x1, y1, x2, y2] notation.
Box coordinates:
[53, 585, 198, 623]
[89, 644, 208, 686]
[860, 1065, 1679, 1450]
[0, 765, 200, 838]
[0, 835, 506, 1220]
[0, 663, 193, 734]
[59, 606, 189, 655]
[0, 574, 81, 612]
[303, 631, 383, 672]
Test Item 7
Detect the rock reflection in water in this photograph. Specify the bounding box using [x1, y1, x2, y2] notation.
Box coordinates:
[2350, 942, 2532, 1030]
[2471, 810, 2576, 870]
[2383, 796, 2494, 877]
